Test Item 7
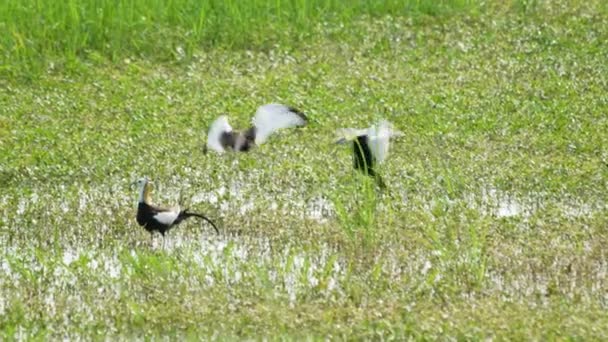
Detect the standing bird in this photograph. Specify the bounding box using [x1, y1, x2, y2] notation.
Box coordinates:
[133, 177, 219, 244]
[336, 120, 403, 188]
[205, 103, 307, 153]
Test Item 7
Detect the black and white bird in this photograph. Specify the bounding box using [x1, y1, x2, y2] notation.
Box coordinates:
[133, 177, 219, 242]
[205, 103, 307, 153]
[336, 120, 403, 188]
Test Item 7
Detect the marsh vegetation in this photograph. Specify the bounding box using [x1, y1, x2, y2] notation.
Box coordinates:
[1, 0, 607, 339]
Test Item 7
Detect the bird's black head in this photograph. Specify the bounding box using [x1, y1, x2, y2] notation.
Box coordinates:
[235, 128, 256, 152]
[244, 127, 256, 142]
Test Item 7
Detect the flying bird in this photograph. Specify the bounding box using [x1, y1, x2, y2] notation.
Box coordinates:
[133, 177, 219, 243]
[206, 103, 307, 153]
[336, 120, 403, 188]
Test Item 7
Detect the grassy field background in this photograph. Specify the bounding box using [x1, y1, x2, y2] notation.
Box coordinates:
[1, 0, 608, 339]
[1, 0, 472, 77]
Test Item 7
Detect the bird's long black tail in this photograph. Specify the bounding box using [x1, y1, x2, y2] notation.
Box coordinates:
[179, 210, 220, 235]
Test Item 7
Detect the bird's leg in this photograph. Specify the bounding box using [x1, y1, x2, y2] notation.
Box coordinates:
[375, 174, 387, 190]
[178, 189, 185, 207]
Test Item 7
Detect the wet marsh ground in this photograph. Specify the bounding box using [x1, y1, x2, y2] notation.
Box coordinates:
[1, 0, 608, 339]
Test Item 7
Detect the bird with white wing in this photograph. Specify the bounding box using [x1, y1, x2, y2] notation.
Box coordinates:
[336, 120, 403, 188]
[133, 177, 219, 246]
[205, 103, 307, 153]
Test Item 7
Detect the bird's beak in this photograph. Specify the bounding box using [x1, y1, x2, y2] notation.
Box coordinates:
[335, 137, 348, 144]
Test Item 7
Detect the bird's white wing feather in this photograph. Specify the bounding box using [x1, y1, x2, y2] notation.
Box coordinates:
[367, 120, 392, 164]
[207, 116, 232, 153]
[153, 210, 179, 226]
[338, 120, 401, 161]
[252, 103, 307, 144]
[335, 128, 368, 143]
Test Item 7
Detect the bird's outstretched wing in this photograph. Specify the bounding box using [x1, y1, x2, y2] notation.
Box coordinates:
[367, 120, 392, 164]
[337, 120, 403, 163]
[207, 116, 232, 153]
[335, 128, 368, 143]
[252, 104, 307, 145]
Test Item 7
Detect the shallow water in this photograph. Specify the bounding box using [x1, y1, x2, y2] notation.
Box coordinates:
[2, 180, 604, 236]
[1, 179, 606, 327]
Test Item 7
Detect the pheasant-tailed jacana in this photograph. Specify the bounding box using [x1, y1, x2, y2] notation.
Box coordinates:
[133, 178, 219, 242]
[206, 103, 307, 153]
[336, 120, 403, 188]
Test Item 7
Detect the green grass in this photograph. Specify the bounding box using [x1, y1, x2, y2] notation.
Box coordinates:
[0, 0, 474, 77]
[1, 0, 608, 339]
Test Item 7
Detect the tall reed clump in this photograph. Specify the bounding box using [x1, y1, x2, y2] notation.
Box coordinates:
[330, 174, 381, 250]
[0, 0, 476, 77]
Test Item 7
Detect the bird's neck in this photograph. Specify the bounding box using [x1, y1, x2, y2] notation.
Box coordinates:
[138, 183, 152, 204]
